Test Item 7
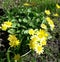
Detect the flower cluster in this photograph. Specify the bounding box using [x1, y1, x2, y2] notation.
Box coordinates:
[45, 9, 59, 17]
[8, 34, 20, 47]
[29, 29, 49, 55]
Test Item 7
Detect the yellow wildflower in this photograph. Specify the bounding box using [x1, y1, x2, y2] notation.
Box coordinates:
[1, 24, 7, 31]
[8, 34, 20, 47]
[29, 35, 41, 50]
[15, 40, 20, 46]
[40, 40, 47, 46]
[38, 29, 48, 39]
[29, 39, 38, 50]
[8, 35, 17, 41]
[1, 21, 12, 31]
[53, 13, 59, 17]
[31, 35, 40, 42]
[4, 21, 12, 27]
[14, 54, 20, 61]
[9, 41, 15, 47]
[23, 3, 30, 6]
[46, 17, 50, 21]
[46, 17, 55, 31]
[28, 29, 35, 35]
[56, 4, 60, 9]
[45, 10, 51, 15]
[35, 45, 44, 55]
[41, 24, 47, 30]
[9, 39, 20, 47]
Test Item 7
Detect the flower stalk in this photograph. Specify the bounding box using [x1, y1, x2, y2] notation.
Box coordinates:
[7, 47, 11, 62]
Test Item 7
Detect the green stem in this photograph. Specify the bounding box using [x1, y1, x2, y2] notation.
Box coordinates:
[7, 47, 11, 62]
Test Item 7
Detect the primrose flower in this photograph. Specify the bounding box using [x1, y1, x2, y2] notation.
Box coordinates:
[14, 54, 20, 61]
[35, 45, 44, 55]
[28, 29, 35, 35]
[56, 4, 60, 9]
[1, 21, 12, 31]
[8, 34, 20, 47]
[45, 10, 51, 15]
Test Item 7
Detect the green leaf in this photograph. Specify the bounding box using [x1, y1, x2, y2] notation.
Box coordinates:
[18, 19, 22, 22]
[16, 30, 21, 33]
[11, 19, 16, 22]
[8, 29, 16, 34]
[12, 23, 17, 28]
[23, 18, 28, 23]
[24, 30, 28, 34]
[17, 23, 20, 27]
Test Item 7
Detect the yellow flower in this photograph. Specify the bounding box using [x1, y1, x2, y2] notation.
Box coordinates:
[1, 21, 12, 31]
[1, 24, 7, 31]
[29, 35, 41, 50]
[53, 13, 59, 17]
[4, 21, 12, 27]
[28, 29, 35, 35]
[9, 41, 15, 47]
[8, 35, 17, 41]
[8, 34, 20, 47]
[46, 17, 55, 31]
[9, 39, 20, 47]
[38, 29, 48, 39]
[56, 4, 60, 9]
[40, 40, 47, 46]
[45, 10, 51, 15]
[15, 40, 20, 46]
[41, 24, 47, 30]
[45, 17, 50, 21]
[23, 3, 30, 6]
[29, 40, 38, 50]
[35, 45, 44, 55]
[31, 35, 40, 42]
[14, 54, 20, 60]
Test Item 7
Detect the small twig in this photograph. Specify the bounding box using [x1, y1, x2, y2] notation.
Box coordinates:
[21, 50, 31, 57]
